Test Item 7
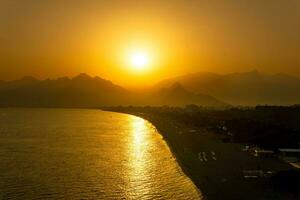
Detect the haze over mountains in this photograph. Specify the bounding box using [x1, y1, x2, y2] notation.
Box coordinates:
[0, 73, 225, 107]
[0, 70, 299, 107]
[155, 70, 300, 106]
[144, 82, 225, 107]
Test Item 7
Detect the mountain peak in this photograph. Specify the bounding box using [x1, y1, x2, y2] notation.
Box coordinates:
[153, 81, 226, 106]
[72, 73, 92, 81]
[94, 76, 107, 82]
[170, 82, 185, 91]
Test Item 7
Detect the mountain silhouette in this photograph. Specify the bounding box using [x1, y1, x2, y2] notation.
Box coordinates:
[154, 70, 300, 105]
[0, 74, 131, 107]
[0, 74, 225, 107]
[147, 82, 226, 106]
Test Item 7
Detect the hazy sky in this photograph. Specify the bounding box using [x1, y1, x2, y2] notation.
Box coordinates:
[0, 0, 299, 86]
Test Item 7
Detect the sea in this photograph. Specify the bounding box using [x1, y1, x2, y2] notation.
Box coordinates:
[0, 108, 201, 199]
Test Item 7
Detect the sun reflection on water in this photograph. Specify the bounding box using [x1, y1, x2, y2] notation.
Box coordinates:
[125, 115, 201, 199]
[127, 116, 152, 198]
[132, 117, 147, 158]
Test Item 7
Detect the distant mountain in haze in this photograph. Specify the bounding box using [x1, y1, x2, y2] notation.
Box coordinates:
[146, 82, 227, 107]
[154, 70, 300, 105]
[0, 73, 225, 107]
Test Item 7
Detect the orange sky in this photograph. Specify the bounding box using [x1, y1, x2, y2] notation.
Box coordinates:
[0, 0, 299, 86]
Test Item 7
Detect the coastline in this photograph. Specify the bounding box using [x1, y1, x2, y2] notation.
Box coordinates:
[104, 109, 294, 200]
[130, 112, 206, 200]
[106, 110, 207, 199]
[1, 107, 295, 199]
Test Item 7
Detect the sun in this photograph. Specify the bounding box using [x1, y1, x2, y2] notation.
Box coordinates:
[131, 52, 149, 70]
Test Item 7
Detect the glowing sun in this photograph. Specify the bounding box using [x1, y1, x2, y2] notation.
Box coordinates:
[131, 52, 149, 70]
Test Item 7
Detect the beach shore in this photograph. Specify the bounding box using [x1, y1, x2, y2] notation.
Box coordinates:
[105, 109, 294, 200]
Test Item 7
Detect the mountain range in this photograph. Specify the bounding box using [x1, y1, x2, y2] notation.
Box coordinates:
[155, 70, 300, 106]
[0, 74, 130, 107]
[0, 73, 225, 107]
[0, 70, 299, 107]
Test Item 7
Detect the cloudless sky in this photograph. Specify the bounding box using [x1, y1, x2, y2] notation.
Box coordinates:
[0, 0, 299, 86]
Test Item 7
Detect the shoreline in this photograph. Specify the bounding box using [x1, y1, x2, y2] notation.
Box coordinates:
[106, 110, 207, 199]
[104, 109, 294, 200]
[2, 107, 295, 199]
[129, 112, 205, 199]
